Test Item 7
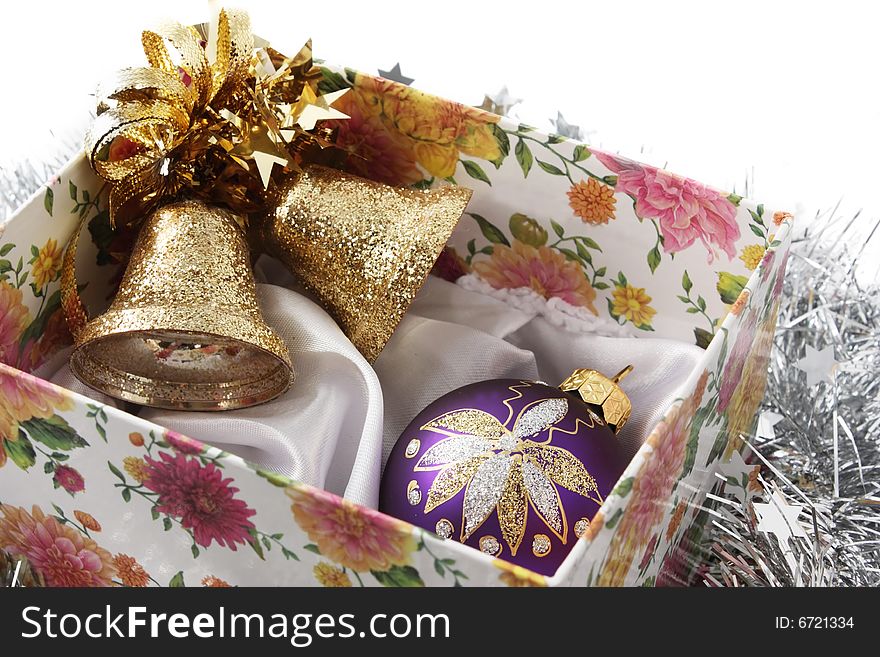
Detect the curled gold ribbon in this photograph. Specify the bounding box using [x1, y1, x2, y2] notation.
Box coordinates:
[85, 9, 253, 227]
[60, 215, 90, 340]
[63, 7, 348, 338]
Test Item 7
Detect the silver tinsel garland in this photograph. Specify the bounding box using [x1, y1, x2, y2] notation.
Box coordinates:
[704, 209, 880, 587]
[0, 131, 81, 221]
[2, 99, 878, 587]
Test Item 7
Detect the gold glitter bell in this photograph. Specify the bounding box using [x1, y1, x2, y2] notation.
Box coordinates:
[70, 200, 292, 410]
[260, 164, 473, 361]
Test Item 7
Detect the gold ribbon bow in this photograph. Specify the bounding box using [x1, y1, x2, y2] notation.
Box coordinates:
[86, 10, 254, 227]
[63, 8, 348, 337]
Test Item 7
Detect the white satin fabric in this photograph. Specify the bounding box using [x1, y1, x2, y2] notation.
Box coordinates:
[44, 259, 705, 509]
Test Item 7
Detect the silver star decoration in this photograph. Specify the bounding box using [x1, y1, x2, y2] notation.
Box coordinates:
[378, 63, 414, 85]
[756, 410, 784, 440]
[552, 111, 584, 141]
[796, 345, 840, 387]
[717, 450, 759, 504]
[754, 489, 809, 543]
[479, 86, 522, 116]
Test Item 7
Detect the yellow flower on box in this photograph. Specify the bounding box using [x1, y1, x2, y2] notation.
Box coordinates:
[313, 562, 352, 587]
[30, 238, 63, 291]
[739, 243, 766, 272]
[339, 73, 502, 179]
[123, 456, 149, 483]
[612, 284, 656, 328]
[494, 561, 547, 587]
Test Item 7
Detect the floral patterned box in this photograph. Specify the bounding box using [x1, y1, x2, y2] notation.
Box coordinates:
[0, 67, 792, 587]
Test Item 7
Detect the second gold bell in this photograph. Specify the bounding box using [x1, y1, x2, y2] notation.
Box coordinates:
[260, 164, 473, 362]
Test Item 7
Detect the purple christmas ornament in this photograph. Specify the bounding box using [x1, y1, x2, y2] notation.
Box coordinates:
[380, 368, 633, 577]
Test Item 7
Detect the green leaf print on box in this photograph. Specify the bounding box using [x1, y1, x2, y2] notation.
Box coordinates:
[0, 365, 87, 491]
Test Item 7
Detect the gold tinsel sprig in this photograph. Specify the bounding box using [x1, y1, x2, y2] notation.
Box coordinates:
[85, 8, 348, 228]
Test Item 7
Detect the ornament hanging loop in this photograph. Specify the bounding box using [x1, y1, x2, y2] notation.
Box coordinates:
[612, 365, 633, 384]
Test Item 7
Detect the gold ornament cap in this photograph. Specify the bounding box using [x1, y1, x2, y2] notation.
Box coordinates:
[559, 366, 633, 434]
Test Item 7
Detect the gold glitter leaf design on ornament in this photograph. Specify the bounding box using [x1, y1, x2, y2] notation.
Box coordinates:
[419, 395, 600, 554]
[523, 444, 600, 502]
[422, 408, 508, 439]
[522, 459, 565, 536]
[496, 455, 528, 555]
[423, 455, 488, 513]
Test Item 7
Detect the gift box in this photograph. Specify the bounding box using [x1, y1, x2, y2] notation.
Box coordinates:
[0, 64, 792, 587]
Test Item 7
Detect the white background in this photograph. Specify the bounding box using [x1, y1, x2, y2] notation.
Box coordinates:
[2, 0, 878, 277]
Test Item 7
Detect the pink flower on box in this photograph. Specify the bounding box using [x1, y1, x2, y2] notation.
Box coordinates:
[53, 465, 85, 495]
[473, 240, 598, 313]
[595, 151, 740, 261]
[0, 366, 74, 468]
[717, 309, 759, 414]
[164, 430, 204, 455]
[759, 248, 776, 282]
[332, 92, 423, 187]
[0, 504, 116, 587]
[639, 534, 658, 570]
[142, 451, 256, 550]
[18, 307, 72, 373]
[773, 252, 789, 297]
[288, 485, 416, 573]
[0, 368, 72, 428]
[597, 371, 707, 586]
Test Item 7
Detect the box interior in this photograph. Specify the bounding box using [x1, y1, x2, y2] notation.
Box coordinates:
[1, 158, 782, 583]
[35, 240, 706, 521]
[0, 50, 795, 585]
[1, 66, 788, 582]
